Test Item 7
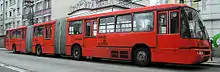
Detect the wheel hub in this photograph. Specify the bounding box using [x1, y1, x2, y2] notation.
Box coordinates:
[137, 51, 147, 62]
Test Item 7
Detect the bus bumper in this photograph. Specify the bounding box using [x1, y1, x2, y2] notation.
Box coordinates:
[151, 49, 211, 64]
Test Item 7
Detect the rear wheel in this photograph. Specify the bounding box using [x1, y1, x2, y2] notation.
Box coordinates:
[72, 45, 82, 60]
[36, 45, 42, 56]
[132, 47, 151, 66]
[12, 45, 16, 53]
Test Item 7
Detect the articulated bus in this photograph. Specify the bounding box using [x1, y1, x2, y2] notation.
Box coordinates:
[5, 4, 212, 66]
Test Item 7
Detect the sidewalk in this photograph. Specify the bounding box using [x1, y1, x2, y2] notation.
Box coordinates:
[203, 57, 220, 66]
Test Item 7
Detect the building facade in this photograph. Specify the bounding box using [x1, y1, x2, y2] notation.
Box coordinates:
[68, 0, 149, 17]
[0, 0, 23, 36]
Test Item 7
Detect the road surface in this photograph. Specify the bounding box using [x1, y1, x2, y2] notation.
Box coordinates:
[0, 48, 219, 72]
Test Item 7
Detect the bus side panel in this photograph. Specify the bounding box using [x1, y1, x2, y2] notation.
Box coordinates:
[54, 18, 66, 55]
[26, 26, 33, 53]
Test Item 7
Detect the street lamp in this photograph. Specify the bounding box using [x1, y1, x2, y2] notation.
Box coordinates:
[24, 0, 34, 26]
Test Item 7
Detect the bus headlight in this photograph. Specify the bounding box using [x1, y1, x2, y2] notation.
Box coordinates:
[197, 51, 204, 55]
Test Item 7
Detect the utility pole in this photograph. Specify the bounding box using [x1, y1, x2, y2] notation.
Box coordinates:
[24, 0, 34, 26]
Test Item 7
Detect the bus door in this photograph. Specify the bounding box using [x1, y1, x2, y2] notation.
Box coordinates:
[83, 19, 98, 57]
[44, 25, 53, 54]
[33, 26, 44, 53]
[157, 10, 180, 49]
[20, 29, 26, 52]
[16, 29, 22, 52]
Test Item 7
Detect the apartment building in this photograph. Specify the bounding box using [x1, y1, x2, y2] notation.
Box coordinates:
[0, 0, 23, 36]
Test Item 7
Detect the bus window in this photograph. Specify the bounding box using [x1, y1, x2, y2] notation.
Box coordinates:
[85, 22, 91, 36]
[170, 11, 179, 34]
[93, 21, 97, 36]
[6, 31, 9, 39]
[68, 21, 82, 35]
[12, 30, 16, 38]
[133, 12, 154, 32]
[116, 14, 132, 32]
[34, 26, 44, 37]
[22, 29, 26, 39]
[17, 30, 21, 38]
[99, 16, 115, 33]
[158, 13, 167, 34]
[45, 25, 52, 39]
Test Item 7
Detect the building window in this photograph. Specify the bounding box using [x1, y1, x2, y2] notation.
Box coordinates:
[116, 14, 132, 32]
[17, 8, 20, 15]
[133, 12, 154, 32]
[9, 11, 12, 17]
[17, 21, 20, 27]
[34, 26, 44, 37]
[35, 18, 38, 23]
[1, 4, 3, 11]
[13, 9, 15, 16]
[69, 21, 83, 34]
[36, 2, 43, 11]
[99, 16, 115, 33]
[5, 1, 8, 9]
[45, 25, 52, 39]
[45, 0, 51, 9]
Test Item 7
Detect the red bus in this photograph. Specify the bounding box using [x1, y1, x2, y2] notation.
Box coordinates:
[5, 4, 212, 66]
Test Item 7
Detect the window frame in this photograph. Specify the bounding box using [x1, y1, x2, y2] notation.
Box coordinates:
[98, 16, 115, 34]
[133, 11, 154, 32]
[68, 20, 83, 35]
[115, 13, 133, 33]
[44, 25, 52, 39]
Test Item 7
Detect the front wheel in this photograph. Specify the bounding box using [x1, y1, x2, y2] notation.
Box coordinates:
[72, 45, 82, 60]
[36, 45, 42, 56]
[133, 47, 151, 66]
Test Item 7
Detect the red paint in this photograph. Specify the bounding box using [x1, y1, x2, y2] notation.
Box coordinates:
[5, 4, 211, 65]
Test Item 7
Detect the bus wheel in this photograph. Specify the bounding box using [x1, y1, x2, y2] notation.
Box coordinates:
[133, 47, 151, 66]
[72, 45, 82, 60]
[12, 45, 16, 53]
[36, 45, 42, 56]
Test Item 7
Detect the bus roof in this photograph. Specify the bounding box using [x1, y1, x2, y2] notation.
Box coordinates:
[68, 4, 187, 21]
[33, 20, 56, 27]
[7, 26, 27, 31]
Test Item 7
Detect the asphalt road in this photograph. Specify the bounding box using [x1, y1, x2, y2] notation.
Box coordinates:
[0, 66, 17, 72]
[0, 48, 220, 72]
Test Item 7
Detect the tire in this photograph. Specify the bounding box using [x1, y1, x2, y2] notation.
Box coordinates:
[12, 45, 16, 53]
[132, 47, 151, 66]
[36, 45, 42, 56]
[72, 45, 82, 60]
[92, 57, 101, 61]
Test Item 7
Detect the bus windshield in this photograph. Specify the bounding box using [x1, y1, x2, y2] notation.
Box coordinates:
[181, 7, 209, 39]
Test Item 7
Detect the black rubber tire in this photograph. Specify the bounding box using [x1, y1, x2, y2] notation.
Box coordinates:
[92, 57, 101, 61]
[132, 47, 151, 66]
[72, 45, 82, 60]
[36, 45, 42, 56]
[12, 45, 16, 53]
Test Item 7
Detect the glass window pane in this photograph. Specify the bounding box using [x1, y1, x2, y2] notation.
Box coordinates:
[116, 14, 132, 32]
[133, 12, 154, 32]
[99, 16, 115, 33]
[69, 21, 82, 34]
